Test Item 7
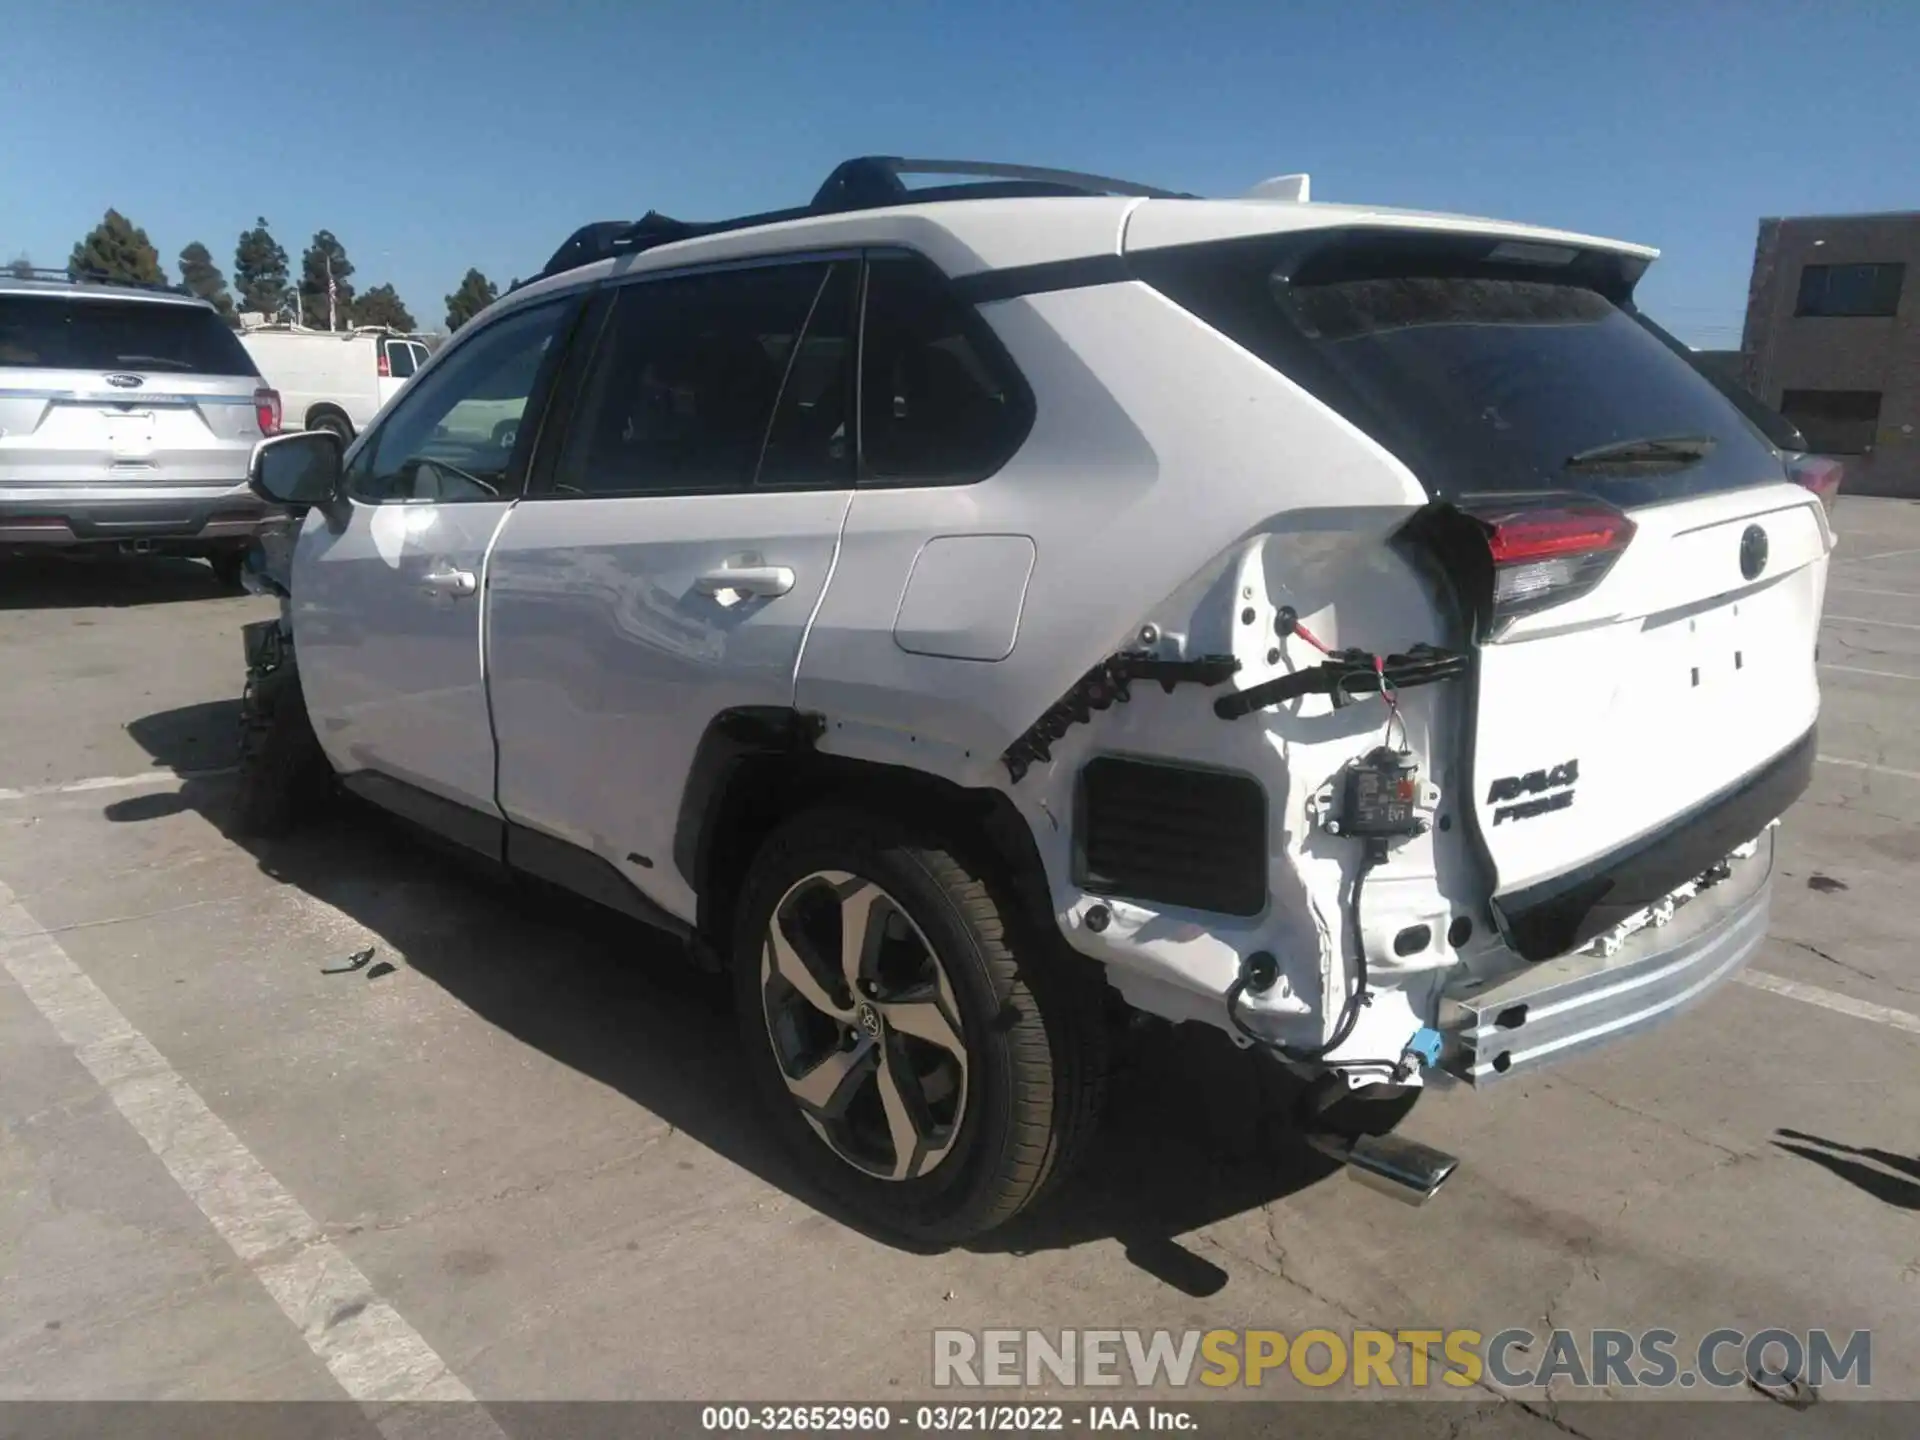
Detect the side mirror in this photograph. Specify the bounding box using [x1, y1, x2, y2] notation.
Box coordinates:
[249, 430, 343, 507]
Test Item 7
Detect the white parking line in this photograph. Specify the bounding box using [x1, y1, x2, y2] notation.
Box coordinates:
[0, 767, 235, 802]
[1739, 970, 1920, 1038]
[1818, 753, 1920, 783]
[1842, 545, 1920, 564]
[1829, 585, 1920, 600]
[0, 876, 505, 1434]
[1824, 614, 1920, 631]
[1819, 662, 1920, 682]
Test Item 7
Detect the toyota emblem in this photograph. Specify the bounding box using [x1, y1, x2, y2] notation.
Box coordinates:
[1739, 524, 1769, 581]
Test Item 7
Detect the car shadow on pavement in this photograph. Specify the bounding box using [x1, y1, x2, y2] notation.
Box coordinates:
[119, 704, 1350, 1291]
[1772, 1128, 1920, 1211]
[0, 552, 232, 609]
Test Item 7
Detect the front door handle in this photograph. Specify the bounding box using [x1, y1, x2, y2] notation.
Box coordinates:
[694, 564, 795, 599]
[422, 566, 478, 598]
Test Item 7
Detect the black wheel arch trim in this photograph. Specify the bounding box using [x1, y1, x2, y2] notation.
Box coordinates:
[676, 708, 1059, 954]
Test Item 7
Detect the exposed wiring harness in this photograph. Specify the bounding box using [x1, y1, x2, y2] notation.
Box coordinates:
[1213, 606, 1464, 723]
[1223, 604, 1436, 1068]
[1281, 609, 1410, 753]
[1225, 838, 1386, 1064]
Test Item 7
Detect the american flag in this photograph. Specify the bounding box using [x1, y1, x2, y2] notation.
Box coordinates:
[325, 254, 337, 332]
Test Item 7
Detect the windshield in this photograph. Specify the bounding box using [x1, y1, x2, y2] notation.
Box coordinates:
[1133, 234, 1785, 509]
[0, 294, 257, 376]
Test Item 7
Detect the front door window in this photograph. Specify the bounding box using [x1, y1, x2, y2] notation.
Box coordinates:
[347, 299, 572, 503]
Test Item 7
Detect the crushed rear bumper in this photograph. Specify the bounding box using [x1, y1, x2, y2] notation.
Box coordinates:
[1439, 825, 1774, 1084]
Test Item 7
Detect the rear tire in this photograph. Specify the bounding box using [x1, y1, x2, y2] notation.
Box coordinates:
[232, 658, 332, 838]
[310, 411, 353, 445]
[731, 807, 1108, 1244]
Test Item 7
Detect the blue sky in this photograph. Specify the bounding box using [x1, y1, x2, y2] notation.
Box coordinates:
[3, 0, 1914, 343]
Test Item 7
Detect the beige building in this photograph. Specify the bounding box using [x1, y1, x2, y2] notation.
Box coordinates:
[1739, 211, 1918, 497]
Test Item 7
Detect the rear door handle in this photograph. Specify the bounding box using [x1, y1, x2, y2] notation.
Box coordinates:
[694, 564, 795, 598]
[422, 566, 478, 598]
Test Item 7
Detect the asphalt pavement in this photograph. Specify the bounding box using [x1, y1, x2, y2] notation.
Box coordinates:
[1, 498, 1916, 1437]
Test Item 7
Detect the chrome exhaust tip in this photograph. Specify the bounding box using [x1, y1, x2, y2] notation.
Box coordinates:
[1309, 1132, 1459, 1206]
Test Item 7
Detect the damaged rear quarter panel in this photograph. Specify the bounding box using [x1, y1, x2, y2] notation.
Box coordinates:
[796, 281, 1490, 1057]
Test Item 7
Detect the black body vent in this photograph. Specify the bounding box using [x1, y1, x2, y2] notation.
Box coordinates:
[1076, 757, 1268, 917]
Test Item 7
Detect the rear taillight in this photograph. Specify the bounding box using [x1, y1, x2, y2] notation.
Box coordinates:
[377, 351, 391, 377]
[1786, 454, 1844, 518]
[253, 387, 282, 436]
[1466, 497, 1636, 624]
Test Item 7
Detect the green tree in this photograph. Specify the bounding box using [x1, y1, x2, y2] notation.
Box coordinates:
[351, 283, 415, 332]
[234, 217, 290, 318]
[6, 254, 34, 279]
[298, 230, 357, 330]
[444, 268, 498, 332]
[177, 241, 236, 321]
[68, 210, 164, 284]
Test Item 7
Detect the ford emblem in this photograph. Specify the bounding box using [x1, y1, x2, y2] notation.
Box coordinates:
[1739, 524, 1769, 581]
[104, 373, 144, 389]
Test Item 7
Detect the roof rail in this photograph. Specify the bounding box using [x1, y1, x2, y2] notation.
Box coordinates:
[810, 156, 1194, 210]
[535, 155, 1194, 281]
[6, 265, 191, 296]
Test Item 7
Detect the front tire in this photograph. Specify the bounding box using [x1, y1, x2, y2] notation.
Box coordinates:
[232, 657, 332, 838]
[732, 808, 1107, 1243]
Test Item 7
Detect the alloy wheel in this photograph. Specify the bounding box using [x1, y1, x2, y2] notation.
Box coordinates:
[760, 870, 970, 1181]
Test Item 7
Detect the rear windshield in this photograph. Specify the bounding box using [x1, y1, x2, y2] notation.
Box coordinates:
[0, 294, 258, 377]
[1133, 233, 1784, 508]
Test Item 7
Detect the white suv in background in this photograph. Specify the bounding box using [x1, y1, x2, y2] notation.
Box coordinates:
[234, 157, 1836, 1241]
[1, 271, 281, 586]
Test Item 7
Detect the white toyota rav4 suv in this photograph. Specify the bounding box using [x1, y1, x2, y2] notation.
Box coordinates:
[235, 157, 1838, 1241]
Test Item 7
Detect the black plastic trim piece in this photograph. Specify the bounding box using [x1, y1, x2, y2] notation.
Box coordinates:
[673, 706, 826, 893]
[1003, 652, 1241, 782]
[338, 772, 504, 862]
[337, 772, 693, 942]
[1075, 755, 1268, 917]
[505, 824, 692, 940]
[950, 253, 1134, 306]
[1492, 727, 1816, 962]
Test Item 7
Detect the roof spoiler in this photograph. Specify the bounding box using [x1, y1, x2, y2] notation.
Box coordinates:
[1244, 173, 1311, 203]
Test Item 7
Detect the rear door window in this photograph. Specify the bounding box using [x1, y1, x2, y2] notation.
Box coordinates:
[553, 260, 846, 497]
[0, 295, 256, 376]
[1133, 233, 1783, 509]
[757, 263, 855, 487]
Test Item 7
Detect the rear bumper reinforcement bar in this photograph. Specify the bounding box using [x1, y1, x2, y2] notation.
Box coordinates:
[1439, 827, 1774, 1085]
